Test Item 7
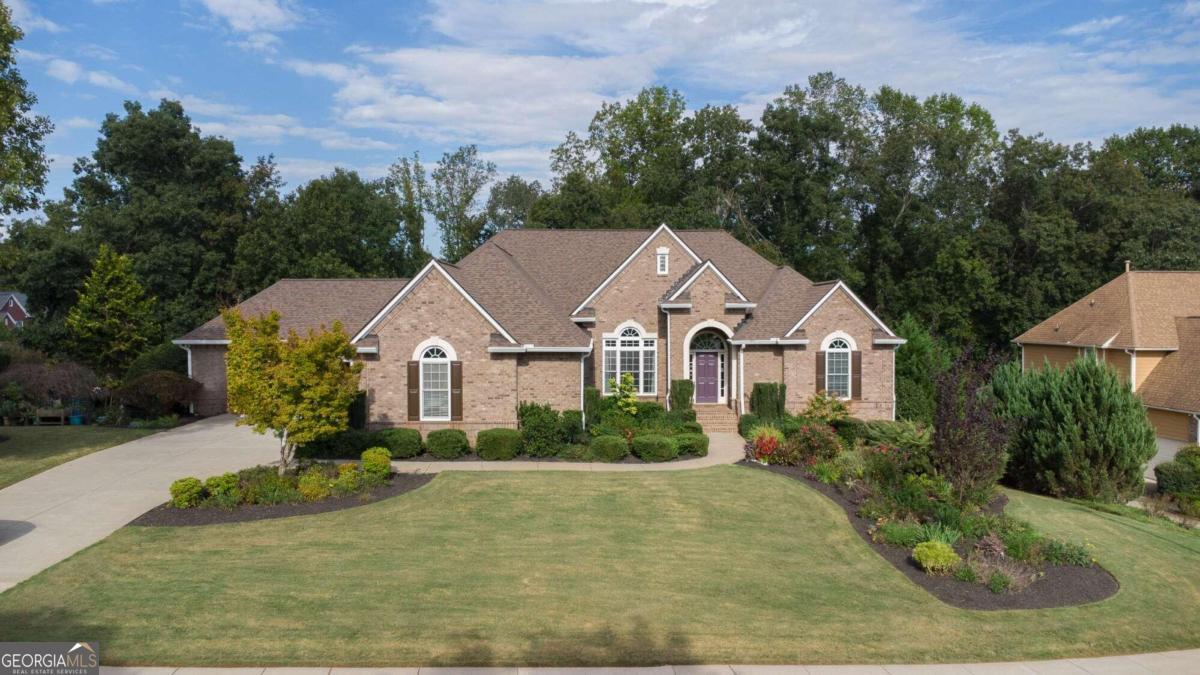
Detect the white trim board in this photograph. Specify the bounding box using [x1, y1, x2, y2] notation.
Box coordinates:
[172, 339, 231, 346]
[571, 224, 702, 316]
[785, 282, 895, 338]
[666, 260, 748, 302]
[352, 260, 517, 344]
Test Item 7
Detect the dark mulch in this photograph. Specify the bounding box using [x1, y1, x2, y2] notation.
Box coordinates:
[129, 473, 434, 527]
[741, 461, 1119, 611]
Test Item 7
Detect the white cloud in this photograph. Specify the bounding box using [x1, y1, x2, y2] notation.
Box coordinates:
[198, 0, 301, 32]
[1059, 16, 1125, 37]
[47, 58, 137, 93]
[7, 0, 65, 33]
[61, 116, 96, 129]
[269, 157, 389, 188]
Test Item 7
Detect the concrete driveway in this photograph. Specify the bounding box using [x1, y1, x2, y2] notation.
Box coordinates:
[0, 415, 277, 592]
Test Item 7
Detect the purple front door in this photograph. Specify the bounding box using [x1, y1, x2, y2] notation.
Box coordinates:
[694, 352, 719, 403]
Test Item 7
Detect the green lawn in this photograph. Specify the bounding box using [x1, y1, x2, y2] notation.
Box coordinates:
[0, 466, 1197, 666]
[0, 426, 156, 489]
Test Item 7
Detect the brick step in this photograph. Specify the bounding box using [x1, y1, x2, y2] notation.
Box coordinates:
[693, 405, 739, 434]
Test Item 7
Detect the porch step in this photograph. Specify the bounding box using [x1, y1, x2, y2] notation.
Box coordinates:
[693, 405, 740, 434]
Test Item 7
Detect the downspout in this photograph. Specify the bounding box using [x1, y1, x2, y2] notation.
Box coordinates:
[579, 352, 586, 429]
[891, 347, 897, 421]
[738, 344, 746, 416]
[1193, 414, 1200, 444]
[184, 345, 194, 414]
[663, 307, 671, 411]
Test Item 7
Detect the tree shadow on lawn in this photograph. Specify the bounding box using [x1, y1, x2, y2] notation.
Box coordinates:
[0, 605, 122, 650]
[434, 616, 694, 667]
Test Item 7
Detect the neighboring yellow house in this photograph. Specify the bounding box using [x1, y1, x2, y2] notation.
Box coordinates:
[1014, 267, 1200, 444]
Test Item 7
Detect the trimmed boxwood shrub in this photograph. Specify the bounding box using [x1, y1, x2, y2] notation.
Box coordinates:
[203, 472, 241, 508]
[298, 429, 378, 459]
[632, 434, 679, 462]
[674, 432, 709, 457]
[1155, 458, 1200, 498]
[589, 435, 629, 462]
[169, 477, 204, 509]
[477, 428, 522, 460]
[912, 540, 959, 575]
[669, 379, 694, 412]
[518, 402, 563, 457]
[560, 410, 585, 444]
[738, 413, 761, 437]
[376, 428, 423, 459]
[426, 429, 470, 459]
[361, 447, 392, 479]
[298, 465, 333, 501]
[750, 382, 786, 420]
[679, 421, 703, 434]
[583, 386, 603, 429]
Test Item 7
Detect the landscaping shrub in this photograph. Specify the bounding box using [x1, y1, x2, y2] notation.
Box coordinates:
[916, 522, 961, 546]
[812, 461, 842, 484]
[1040, 538, 1093, 566]
[987, 571, 1011, 594]
[893, 314, 954, 425]
[802, 391, 849, 425]
[518, 402, 563, 457]
[674, 432, 709, 457]
[560, 410, 585, 444]
[426, 429, 470, 459]
[954, 565, 978, 583]
[203, 472, 241, 509]
[750, 382, 786, 420]
[738, 413, 761, 437]
[298, 465, 334, 501]
[238, 467, 300, 505]
[125, 341, 187, 380]
[632, 434, 679, 462]
[912, 541, 959, 575]
[679, 420, 703, 434]
[583, 386, 602, 429]
[333, 462, 363, 494]
[874, 521, 923, 548]
[932, 353, 1010, 508]
[833, 417, 867, 449]
[376, 428, 422, 459]
[862, 419, 932, 456]
[833, 447, 867, 481]
[129, 414, 179, 429]
[1154, 460, 1200, 498]
[589, 435, 629, 462]
[992, 357, 1156, 502]
[746, 424, 784, 463]
[169, 477, 204, 509]
[667, 408, 698, 425]
[670, 379, 695, 412]
[115, 370, 201, 418]
[298, 429, 378, 459]
[361, 447, 392, 480]
[348, 391, 367, 430]
[782, 423, 842, 463]
[477, 428, 522, 461]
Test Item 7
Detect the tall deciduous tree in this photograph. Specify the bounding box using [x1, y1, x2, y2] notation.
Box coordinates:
[386, 151, 431, 267]
[66, 244, 158, 378]
[223, 309, 361, 473]
[486, 175, 542, 232]
[429, 145, 496, 262]
[0, 2, 51, 214]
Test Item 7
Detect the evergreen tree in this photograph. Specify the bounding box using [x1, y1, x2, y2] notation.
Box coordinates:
[66, 245, 158, 378]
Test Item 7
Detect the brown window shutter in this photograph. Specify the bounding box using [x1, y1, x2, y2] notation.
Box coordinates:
[815, 351, 825, 392]
[851, 351, 862, 400]
[450, 361, 463, 421]
[407, 361, 419, 421]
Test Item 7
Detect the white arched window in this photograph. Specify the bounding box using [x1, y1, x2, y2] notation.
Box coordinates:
[420, 346, 451, 421]
[602, 325, 657, 395]
[825, 337, 852, 399]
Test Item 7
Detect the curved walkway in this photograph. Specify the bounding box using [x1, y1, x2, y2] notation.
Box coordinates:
[390, 431, 745, 473]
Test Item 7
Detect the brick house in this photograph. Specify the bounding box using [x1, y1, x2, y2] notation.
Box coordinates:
[175, 225, 903, 438]
[0, 292, 28, 329]
[1014, 267, 1200, 444]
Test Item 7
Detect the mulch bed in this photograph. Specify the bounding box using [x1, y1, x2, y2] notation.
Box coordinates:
[129, 473, 434, 527]
[741, 461, 1120, 611]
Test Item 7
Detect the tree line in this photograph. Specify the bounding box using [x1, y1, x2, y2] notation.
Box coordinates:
[1, 1, 1198, 365]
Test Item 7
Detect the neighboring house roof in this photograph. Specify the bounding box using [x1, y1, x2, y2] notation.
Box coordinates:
[0, 291, 28, 322]
[176, 226, 896, 349]
[1014, 271, 1200, 350]
[175, 278, 408, 342]
[1138, 317, 1200, 414]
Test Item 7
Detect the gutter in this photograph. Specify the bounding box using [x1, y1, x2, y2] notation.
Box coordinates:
[487, 342, 594, 354]
[730, 338, 809, 346]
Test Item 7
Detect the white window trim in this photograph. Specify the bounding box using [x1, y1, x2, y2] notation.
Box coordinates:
[411, 337, 458, 361]
[824, 334, 853, 400]
[418, 344, 453, 422]
[602, 324, 658, 396]
[656, 246, 669, 276]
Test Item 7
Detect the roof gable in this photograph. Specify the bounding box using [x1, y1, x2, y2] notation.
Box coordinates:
[571, 224, 702, 315]
[665, 260, 748, 302]
[785, 282, 895, 338]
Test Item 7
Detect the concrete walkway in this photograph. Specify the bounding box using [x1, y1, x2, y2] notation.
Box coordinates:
[97, 648, 1200, 674]
[0, 415, 277, 592]
[389, 432, 745, 473]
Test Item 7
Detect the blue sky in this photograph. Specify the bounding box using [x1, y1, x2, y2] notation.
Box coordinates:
[8, 0, 1200, 255]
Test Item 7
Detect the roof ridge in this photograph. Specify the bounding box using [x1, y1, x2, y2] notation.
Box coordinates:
[275, 277, 409, 282]
[478, 240, 588, 338]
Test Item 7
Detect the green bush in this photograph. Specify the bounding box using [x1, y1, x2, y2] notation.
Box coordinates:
[518, 402, 563, 457]
[781, 423, 842, 463]
[426, 429, 470, 459]
[1040, 538, 1093, 566]
[477, 428, 522, 461]
[298, 429, 378, 459]
[631, 434, 679, 462]
[992, 358, 1157, 502]
[678, 420, 703, 434]
[203, 472, 241, 509]
[953, 565, 978, 583]
[874, 521, 923, 548]
[560, 410, 585, 444]
[863, 419, 932, 456]
[750, 382, 787, 420]
[239, 466, 300, 505]
[834, 417, 867, 448]
[348, 392, 368, 430]
[667, 408, 697, 425]
[298, 465, 334, 501]
[987, 571, 1011, 594]
[583, 386, 602, 429]
[912, 541, 959, 575]
[589, 435, 629, 462]
[917, 522, 961, 546]
[115, 371, 201, 418]
[361, 447, 392, 479]
[376, 428, 423, 459]
[669, 379, 694, 412]
[812, 461, 842, 484]
[125, 341, 188, 381]
[333, 462, 363, 494]
[169, 477, 204, 509]
[674, 433, 709, 457]
[738, 413, 761, 437]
